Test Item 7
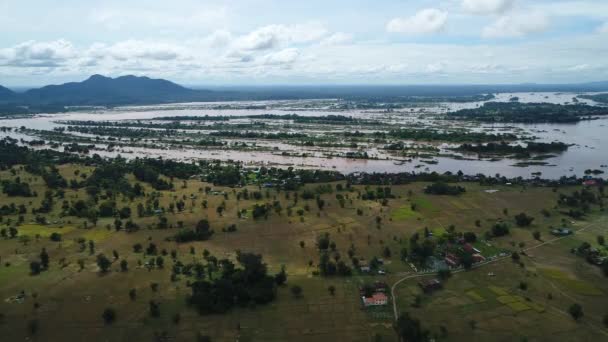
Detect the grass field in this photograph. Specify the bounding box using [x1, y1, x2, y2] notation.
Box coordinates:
[0, 165, 607, 341]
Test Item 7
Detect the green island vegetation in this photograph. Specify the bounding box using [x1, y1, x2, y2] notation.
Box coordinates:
[578, 93, 608, 104]
[448, 102, 608, 123]
[456, 141, 570, 158]
[1, 137, 607, 341]
[380, 129, 518, 143]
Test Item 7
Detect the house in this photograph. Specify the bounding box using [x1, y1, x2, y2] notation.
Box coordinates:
[362, 292, 388, 307]
[419, 279, 442, 293]
[583, 180, 598, 187]
[551, 228, 573, 236]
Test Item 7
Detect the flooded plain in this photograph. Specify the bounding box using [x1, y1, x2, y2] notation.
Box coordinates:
[1, 92, 607, 179]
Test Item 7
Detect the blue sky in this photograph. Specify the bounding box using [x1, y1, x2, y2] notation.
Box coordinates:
[1, 0, 607, 86]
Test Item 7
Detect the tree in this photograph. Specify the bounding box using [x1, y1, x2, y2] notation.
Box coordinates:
[102, 308, 116, 325]
[598, 235, 605, 246]
[96, 254, 111, 273]
[290, 285, 302, 298]
[120, 259, 128, 272]
[274, 265, 287, 285]
[463, 232, 477, 243]
[569, 303, 584, 321]
[27, 319, 39, 336]
[40, 248, 49, 269]
[533, 231, 541, 241]
[129, 288, 137, 301]
[514, 213, 534, 227]
[328, 285, 336, 296]
[30, 261, 42, 275]
[149, 300, 160, 317]
[394, 312, 429, 342]
[49, 232, 62, 242]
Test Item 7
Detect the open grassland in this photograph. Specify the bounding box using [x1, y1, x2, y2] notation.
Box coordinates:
[0, 164, 607, 341]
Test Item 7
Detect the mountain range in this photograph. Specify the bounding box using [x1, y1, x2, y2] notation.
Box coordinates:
[1, 75, 608, 112]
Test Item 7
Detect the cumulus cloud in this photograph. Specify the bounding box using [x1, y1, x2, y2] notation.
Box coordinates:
[386, 9, 448, 35]
[598, 22, 608, 33]
[461, 0, 514, 15]
[262, 48, 300, 66]
[0, 39, 75, 67]
[235, 23, 328, 51]
[482, 13, 549, 38]
[93, 40, 188, 61]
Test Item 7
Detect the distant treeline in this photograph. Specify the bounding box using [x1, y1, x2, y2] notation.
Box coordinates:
[456, 141, 569, 155]
[152, 114, 381, 125]
[448, 102, 608, 123]
[578, 93, 608, 104]
[380, 129, 517, 143]
[0, 104, 68, 116]
[208, 131, 308, 139]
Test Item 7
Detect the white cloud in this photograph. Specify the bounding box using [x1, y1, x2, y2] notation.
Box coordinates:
[96, 40, 187, 61]
[0, 39, 75, 67]
[205, 30, 234, 48]
[426, 62, 445, 73]
[599, 22, 608, 33]
[236, 23, 328, 51]
[320, 32, 353, 46]
[386, 8, 448, 35]
[262, 48, 300, 66]
[567, 64, 590, 71]
[462, 0, 514, 15]
[482, 13, 549, 38]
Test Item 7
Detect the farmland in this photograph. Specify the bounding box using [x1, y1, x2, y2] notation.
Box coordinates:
[0, 155, 606, 341]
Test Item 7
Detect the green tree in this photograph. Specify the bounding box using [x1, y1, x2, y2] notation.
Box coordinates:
[102, 308, 116, 325]
[394, 312, 429, 342]
[569, 303, 584, 321]
[96, 254, 111, 273]
[290, 285, 302, 298]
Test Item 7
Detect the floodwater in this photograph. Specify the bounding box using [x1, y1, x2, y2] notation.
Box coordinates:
[1, 92, 607, 179]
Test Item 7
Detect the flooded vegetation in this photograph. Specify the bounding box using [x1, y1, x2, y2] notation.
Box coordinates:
[1, 92, 607, 180]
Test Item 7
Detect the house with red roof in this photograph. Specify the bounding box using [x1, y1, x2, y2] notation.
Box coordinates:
[362, 292, 388, 307]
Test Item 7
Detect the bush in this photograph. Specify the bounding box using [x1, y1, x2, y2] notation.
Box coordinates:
[49, 232, 62, 242]
[514, 213, 534, 227]
[102, 308, 116, 325]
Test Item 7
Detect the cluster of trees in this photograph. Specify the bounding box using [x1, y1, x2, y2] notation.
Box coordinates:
[173, 219, 214, 243]
[457, 141, 569, 155]
[408, 232, 436, 264]
[424, 182, 466, 196]
[316, 233, 352, 276]
[29, 248, 50, 275]
[188, 252, 282, 314]
[449, 102, 608, 123]
[1, 177, 33, 197]
[381, 129, 517, 143]
[558, 188, 602, 218]
[488, 222, 510, 238]
[514, 213, 535, 227]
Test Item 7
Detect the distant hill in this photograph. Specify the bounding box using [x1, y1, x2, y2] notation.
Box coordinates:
[0, 85, 16, 101]
[20, 75, 212, 106]
[2, 75, 608, 109]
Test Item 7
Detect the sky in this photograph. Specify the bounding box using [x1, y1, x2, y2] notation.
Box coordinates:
[1, 0, 608, 86]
